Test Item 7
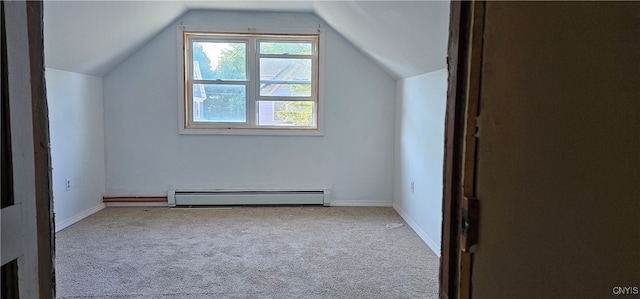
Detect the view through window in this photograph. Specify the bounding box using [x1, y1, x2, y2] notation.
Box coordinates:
[184, 33, 319, 131]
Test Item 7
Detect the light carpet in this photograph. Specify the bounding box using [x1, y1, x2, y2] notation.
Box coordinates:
[55, 206, 439, 298]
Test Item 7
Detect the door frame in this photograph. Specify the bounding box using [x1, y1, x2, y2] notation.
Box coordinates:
[28, 1, 56, 297]
[440, 1, 484, 298]
[1, 1, 54, 297]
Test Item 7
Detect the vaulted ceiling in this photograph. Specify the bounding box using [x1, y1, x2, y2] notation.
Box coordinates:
[43, 1, 450, 79]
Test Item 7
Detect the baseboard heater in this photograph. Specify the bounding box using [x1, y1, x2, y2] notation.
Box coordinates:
[168, 189, 331, 207]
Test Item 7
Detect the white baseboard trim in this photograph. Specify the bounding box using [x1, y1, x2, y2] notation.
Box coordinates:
[393, 202, 441, 257]
[329, 200, 393, 207]
[105, 202, 168, 207]
[104, 201, 390, 207]
[55, 203, 106, 233]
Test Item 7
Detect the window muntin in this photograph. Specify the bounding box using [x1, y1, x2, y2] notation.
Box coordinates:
[184, 33, 318, 131]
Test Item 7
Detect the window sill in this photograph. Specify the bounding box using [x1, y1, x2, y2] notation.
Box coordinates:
[179, 127, 324, 136]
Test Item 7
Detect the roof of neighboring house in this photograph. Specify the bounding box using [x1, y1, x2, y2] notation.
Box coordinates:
[260, 59, 310, 97]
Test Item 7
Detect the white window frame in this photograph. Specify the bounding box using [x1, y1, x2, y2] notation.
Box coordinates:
[177, 26, 325, 136]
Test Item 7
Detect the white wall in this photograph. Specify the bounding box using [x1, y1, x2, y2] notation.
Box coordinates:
[103, 11, 396, 206]
[46, 68, 106, 232]
[393, 69, 447, 255]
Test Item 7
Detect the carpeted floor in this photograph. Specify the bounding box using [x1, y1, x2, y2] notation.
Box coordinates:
[55, 206, 439, 298]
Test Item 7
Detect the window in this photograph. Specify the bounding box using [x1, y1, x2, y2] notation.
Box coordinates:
[182, 31, 320, 134]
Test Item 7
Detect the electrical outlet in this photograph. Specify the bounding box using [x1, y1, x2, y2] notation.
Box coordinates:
[410, 181, 415, 193]
[65, 178, 71, 191]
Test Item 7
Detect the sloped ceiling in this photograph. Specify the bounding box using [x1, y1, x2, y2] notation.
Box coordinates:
[44, 0, 449, 79]
[314, 1, 449, 78]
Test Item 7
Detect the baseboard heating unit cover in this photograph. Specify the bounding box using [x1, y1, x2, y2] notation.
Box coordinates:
[167, 189, 332, 207]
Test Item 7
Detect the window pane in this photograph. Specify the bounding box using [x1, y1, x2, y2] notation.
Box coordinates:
[259, 42, 312, 55]
[259, 58, 312, 97]
[257, 101, 315, 127]
[193, 84, 246, 122]
[192, 41, 246, 80]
